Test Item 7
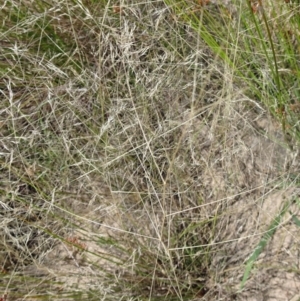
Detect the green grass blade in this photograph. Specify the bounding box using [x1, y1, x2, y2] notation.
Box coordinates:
[240, 201, 290, 290]
[290, 212, 300, 227]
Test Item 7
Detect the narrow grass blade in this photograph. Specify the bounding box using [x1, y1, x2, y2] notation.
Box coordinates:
[240, 201, 290, 290]
[290, 211, 300, 227]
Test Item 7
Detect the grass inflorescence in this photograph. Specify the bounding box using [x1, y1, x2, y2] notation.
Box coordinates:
[1, 0, 300, 300]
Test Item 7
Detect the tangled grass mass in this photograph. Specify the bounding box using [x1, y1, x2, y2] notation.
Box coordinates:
[0, 0, 300, 300]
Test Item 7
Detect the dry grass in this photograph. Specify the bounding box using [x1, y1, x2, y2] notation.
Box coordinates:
[0, 0, 300, 300]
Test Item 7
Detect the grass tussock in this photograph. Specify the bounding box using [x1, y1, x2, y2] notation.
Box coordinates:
[0, 0, 300, 300]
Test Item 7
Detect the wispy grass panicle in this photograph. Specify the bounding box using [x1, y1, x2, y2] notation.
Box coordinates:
[1, 0, 300, 300]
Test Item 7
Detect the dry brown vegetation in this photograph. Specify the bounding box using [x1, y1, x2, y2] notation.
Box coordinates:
[0, 0, 300, 300]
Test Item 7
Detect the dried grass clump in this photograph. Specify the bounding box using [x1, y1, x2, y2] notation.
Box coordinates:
[1, 0, 300, 300]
